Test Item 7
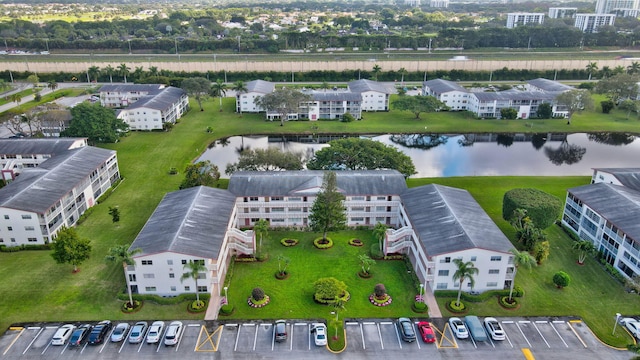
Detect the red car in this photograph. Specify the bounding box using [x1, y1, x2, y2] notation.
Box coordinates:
[417, 321, 436, 343]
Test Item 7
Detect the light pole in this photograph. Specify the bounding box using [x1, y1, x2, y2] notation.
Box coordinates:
[127, 39, 132, 55]
[419, 284, 424, 300]
[613, 313, 621, 335]
[44, 38, 49, 53]
[428, 38, 432, 54]
[223, 286, 228, 301]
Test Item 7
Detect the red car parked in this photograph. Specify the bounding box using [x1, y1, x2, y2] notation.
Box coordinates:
[417, 321, 436, 343]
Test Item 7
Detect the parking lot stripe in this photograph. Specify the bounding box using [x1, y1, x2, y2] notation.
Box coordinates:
[504, 330, 514, 348]
[346, 322, 359, 325]
[360, 323, 365, 350]
[45, 326, 58, 329]
[308, 324, 311, 350]
[377, 323, 384, 350]
[362, 322, 375, 325]
[516, 322, 532, 348]
[550, 322, 569, 348]
[552, 321, 565, 324]
[568, 321, 588, 348]
[233, 324, 242, 351]
[532, 322, 550, 348]
[380, 322, 392, 325]
[295, 323, 306, 326]
[535, 321, 547, 324]
[253, 324, 258, 351]
[226, 324, 238, 327]
[394, 322, 402, 349]
[289, 323, 293, 351]
[26, 327, 40, 330]
[522, 348, 535, 360]
[23, 327, 44, 355]
[188, 324, 200, 327]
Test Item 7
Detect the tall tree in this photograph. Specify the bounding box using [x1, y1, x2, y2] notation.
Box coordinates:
[61, 102, 128, 144]
[181, 77, 211, 111]
[87, 66, 100, 82]
[586, 62, 598, 80]
[555, 89, 594, 124]
[210, 79, 227, 112]
[180, 260, 207, 307]
[106, 245, 142, 308]
[47, 80, 58, 91]
[232, 80, 248, 116]
[50, 226, 92, 273]
[392, 95, 447, 119]
[617, 99, 638, 119]
[118, 63, 130, 83]
[253, 219, 269, 256]
[628, 61, 640, 75]
[225, 147, 304, 174]
[309, 172, 346, 241]
[508, 249, 536, 301]
[371, 64, 382, 80]
[452, 258, 478, 307]
[9, 93, 22, 104]
[398, 67, 407, 86]
[102, 65, 115, 83]
[373, 222, 387, 253]
[572, 240, 595, 265]
[594, 73, 639, 104]
[179, 160, 220, 189]
[254, 87, 312, 126]
[307, 138, 416, 178]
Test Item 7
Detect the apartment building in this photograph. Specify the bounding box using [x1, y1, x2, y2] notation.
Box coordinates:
[506, 13, 545, 28]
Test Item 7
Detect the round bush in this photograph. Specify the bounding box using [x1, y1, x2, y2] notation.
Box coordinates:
[219, 304, 234, 316]
[502, 188, 562, 229]
[252, 287, 265, 301]
[553, 271, 571, 288]
[313, 237, 333, 249]
[374, 284, 386, 298]
[121, 300, 143, 313]
[446, 300, 467, 313]
[412, 301, 428, 313]
[349, 238, 364, 247]
[187, 300, 207, 313]
[280, 238, 299, 247]
[499, 296, 519, 309]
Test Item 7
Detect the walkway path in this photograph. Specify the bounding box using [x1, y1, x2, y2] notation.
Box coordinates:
[423, 283, 442, 318]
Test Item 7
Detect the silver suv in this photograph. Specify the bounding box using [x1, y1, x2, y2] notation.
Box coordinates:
[274, 320, 287, 342]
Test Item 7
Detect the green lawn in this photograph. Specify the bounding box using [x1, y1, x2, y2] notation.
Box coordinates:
[224, 230, 416, 321]
[0, 97, 638, 348]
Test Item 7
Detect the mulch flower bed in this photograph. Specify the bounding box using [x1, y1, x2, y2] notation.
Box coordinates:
[349, 238, 364, 247]
[369, 294, 393, 307]
[247, 295, 271, 308]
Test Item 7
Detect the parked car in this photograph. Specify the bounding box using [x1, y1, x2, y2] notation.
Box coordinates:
[274, 320, 287, 342]
[128, 321, 148, 344]
[146, 321, 165, 344]
[621, 318, 640, 338]
[88, 320, 112, 345]
[164, 321, 183, 346]
[417, 321, 436, 343]
[464, 316, 487, 342]
[51, 324, 76, 346]
[484, 317, 506, 341]
[448, 317, 469, 339]
[110, 323, 130, 343]
[311, 323, 327, 346]
[69, 324, 93, 347]
[397, 317, 416, 343]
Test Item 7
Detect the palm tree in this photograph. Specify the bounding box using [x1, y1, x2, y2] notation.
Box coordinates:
[106, 245, 142, 308]
[253, 219, 269, 256]
[600, 66, 612, 78]
[87, 66, 100, 82]
[47, 80, 58, 91]
[180, 259, 207, 307]
[508, 248, 536, 301]
[118, 63, 131, 83]
[131, 66, 144, 82]
[572, 240, 595, 265]
[586, 62, 598, 80]
[0, 79, 10, 92]
[372, 64, 382, 81]
[103, 65, 115, 83]
[211, 79, 228, 112]
[373, 222, 387, 253]
[148, 66, 159, 77]
[10, 93, 22, 104]
[232, 80, 248, 116]
[614, 65, 626, 75]
[452, 258, 478, 307]
[628, 61, 640, 75]
[398, 67, 407, 86]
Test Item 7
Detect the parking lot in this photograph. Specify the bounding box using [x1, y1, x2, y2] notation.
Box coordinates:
[0, 317, 632, 360]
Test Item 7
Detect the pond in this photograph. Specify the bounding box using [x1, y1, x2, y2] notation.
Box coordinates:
[197, 133, 640, 178]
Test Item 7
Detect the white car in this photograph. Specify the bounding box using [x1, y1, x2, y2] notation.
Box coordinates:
[110, 323, 130, 343]
[621, 318, 640, 338]
[448, 317, 469, 339]
[311, 323, 327, 346]
[51, 324, 76, 346]
[484, 317, 506, 341]
[146, 321, 165, 344]
[164, 321, 183, 346]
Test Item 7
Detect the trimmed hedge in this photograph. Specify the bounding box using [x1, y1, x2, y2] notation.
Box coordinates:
[502, 188, 562, 229]
[435, 286, 524, 302]
[0, 243, 51, 252]
[116, 292, 210, 305]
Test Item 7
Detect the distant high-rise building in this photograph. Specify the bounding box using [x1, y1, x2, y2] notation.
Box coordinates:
[548, 7, 578, 19]
[595, 0, 640, 17]
[404, 0, 420, 7]
[574, 13, 616, 33]
[430, 0, 449, 8]
[506, 13, 545, 29]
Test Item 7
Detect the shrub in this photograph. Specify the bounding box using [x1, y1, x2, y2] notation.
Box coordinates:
[313, 237, 333, 249]
[116, 292, 210, 305]
[434, 286, 524, 302]
[446, 300, 466, 313]
[553, 271, 571, 288]
[280, 238, 299, 247]
[348, 238, 363, 246]
[219, 304, 234, 316]
[188, 300, 207, 312]
[370, 244, 383, 259]
[374, 283, 386, 298]
[412, 301, 428, 313]
[340, 113, 355, 122]
[503, 188, 562, 229]
[252, 287, 265, 301]
[499, 296, 519, 309]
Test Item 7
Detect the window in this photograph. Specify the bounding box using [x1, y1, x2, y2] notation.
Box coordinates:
[440, 257, 451, 263]
[10, 238, 15, 242]
[197, 273, 206, 279]
[352, 207, 365, 211]
[377, 196, 386, 201]
[288, 197, 301, 201]
[141, 260, 153, 265]
[490, 256, 502, 262]
[143, 273, 155, 279]
[3, 215, 8, 219]
[129, 274, 136, 282]
[271, 207, 285, 212]
[24, 226, 34, 231]
[169, 273, 175, 279]
[21, 215, 32, 219]
[488, 269, 500, 274]
[0, 238, 3, 242]
[271, 196, 283, 201]
[182, 260, 187, 264]
[170, 286, 176, 291]
[352, 196, 365, 201]
[197, 286, 208, 292]
[167, 260, 173, 265]
[250, 207, 259, 212]
[145, 287, 157, 292]
[249, 197, 259, 202]
[438, 270, 449, 276]
[436, 283, 448, 289]
[7, 227, 12, 231]
[184, 286, 190, 291]
[470, 256, 477, 262]
[486, 282, 498, 287]
[27, 238, 37, 242]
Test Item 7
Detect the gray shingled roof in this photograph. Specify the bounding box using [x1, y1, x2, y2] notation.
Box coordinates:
[311, 91, 362, 102]
[593, 168, 640, 192]
[0, 138, 85, 156]
[527, 78, 574, 92]
[401, 184, 514, 256]
[0, 146, 116, 213]
[473, 90, 558, 102]
[129, 186, 237, 258]
[99, 84, 164, 94]
[228, 170, 407, 197]
[422, 79, 468, 94]
[246, 80, 275, 94]
[127, 87, 186, 111]
[569, 183, 640, 242]
[348, 79, 395, 94]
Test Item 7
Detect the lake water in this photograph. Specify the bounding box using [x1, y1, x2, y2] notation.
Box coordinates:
[197, 133, 640, 178]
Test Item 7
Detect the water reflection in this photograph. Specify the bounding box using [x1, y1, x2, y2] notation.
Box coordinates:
[198, 133, 639, 178]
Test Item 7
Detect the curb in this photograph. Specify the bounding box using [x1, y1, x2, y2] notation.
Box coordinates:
[326, 328, 347, 354]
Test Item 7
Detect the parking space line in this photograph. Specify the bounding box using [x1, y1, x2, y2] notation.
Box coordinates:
[550, 322, 569, 348]
[45, 326, 57, 329]
[360, 323, 365, 350]
[27, 327, 40, 330]
[289, 322, 293, 351]
[377, 323, 384, 350]
[233, 324, 242, 351]
[522, 348, 535, 360]
[568, 321, 588, 348]
[23, 327, 44, 354]
[195, 325, 222, 352]
[505, 330, 514, 348]
[3, 327, 24, 355]
[413, 323, 420, 350]
[469, 331, 477, 348]
[434, 322, 457, 349]
[532, 322, 550, 348]
[188, 324, 200, 327]
[308, 324, 311, 350]
[516, 321, 532, 348]
[503, 321, 514, 324]
[363, 322, 375, 325]
[253, 324, 258, 351]
[81, 342, 88, 354]
[394, 322, 402, 349]
[118, 338, 127, 353]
